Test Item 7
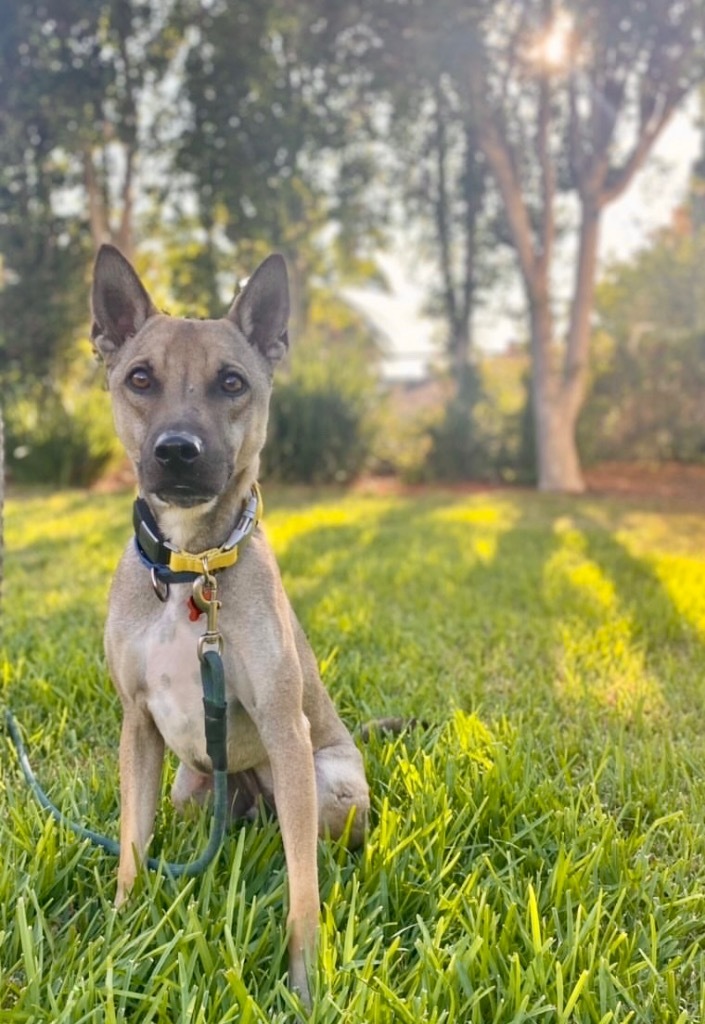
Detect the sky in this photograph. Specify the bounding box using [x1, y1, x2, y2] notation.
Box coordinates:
[345, 99, 703, 381]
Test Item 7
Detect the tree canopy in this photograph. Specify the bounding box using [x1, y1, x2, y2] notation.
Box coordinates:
[0, 0, 703, 489]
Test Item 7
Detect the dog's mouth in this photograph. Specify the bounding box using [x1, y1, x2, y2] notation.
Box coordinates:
[154, 484, 218, 508]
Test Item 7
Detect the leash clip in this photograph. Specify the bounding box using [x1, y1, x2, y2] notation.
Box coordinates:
[193, 562, 224, 661]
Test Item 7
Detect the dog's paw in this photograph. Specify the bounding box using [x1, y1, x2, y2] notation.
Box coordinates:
[114, 884, 129, 909]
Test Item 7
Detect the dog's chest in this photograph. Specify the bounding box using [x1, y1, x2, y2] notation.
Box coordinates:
[143, 596, 207, 765]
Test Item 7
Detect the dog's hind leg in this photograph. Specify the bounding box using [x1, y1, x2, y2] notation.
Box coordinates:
[313, 741, 370, 847]
[252, 740, 370, 847]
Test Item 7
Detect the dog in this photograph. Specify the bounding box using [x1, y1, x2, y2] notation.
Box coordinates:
[90, 244, 370, 1008]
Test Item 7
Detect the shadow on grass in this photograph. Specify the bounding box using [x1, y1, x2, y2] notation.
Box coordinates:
[577, 509, 705, 729]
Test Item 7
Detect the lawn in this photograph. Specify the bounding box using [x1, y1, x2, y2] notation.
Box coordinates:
[2, 485, 705, 1022]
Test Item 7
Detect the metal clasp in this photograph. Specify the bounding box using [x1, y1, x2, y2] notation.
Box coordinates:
[192, 563, 224, 661]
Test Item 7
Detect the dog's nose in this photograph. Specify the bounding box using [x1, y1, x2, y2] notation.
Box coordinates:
[154, 431, 203, 467]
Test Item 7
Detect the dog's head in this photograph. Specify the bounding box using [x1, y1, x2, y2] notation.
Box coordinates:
[91, 245, 289, 509]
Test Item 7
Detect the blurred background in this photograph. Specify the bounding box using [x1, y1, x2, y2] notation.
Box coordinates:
[0, 0, 704, 495]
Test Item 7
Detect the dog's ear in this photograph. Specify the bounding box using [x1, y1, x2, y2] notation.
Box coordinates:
[91, 245, 157, 359]
[227, 253, 290, 365]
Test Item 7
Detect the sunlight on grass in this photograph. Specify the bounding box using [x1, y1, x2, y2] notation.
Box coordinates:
[429, 499, 521, 564]
[545, 517, 666, 722]
[264, 497, 398, 557]
[6, 491, 129, 553]
[4, 492, 129, 632]
[647, 554, 705, 640]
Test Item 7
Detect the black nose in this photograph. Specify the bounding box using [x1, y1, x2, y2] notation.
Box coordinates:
[154, 431, 204, 467]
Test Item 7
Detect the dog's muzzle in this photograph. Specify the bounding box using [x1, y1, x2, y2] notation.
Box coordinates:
[148, 430, 221, 507]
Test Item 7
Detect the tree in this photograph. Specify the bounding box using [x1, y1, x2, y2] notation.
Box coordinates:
[391, 79, 490, 378]
[328, 0, 704, 490]
[0, 0, 179, 379]
[462, 0, 705, 490]
[0, 406, 3, 617]
[324, 3, 493, 379]
[170, 0, 385, 332]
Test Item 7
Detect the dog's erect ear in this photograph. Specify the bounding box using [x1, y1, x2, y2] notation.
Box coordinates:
[91, 245, 157, 358]
[227, 254, 290, 365]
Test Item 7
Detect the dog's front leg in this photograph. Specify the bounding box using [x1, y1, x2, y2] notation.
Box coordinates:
[263, 710, 319, 1009]
[115, 704, 165, 906]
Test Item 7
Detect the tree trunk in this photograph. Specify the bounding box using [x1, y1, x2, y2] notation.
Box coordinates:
[115, 145, 136, 261]
[531, 200, 599, 492]
[283, 251, 308, 348]
[529, 282, 586, 492]
[450, 323, 472, 380]
[84, 145, 135, 258]
[534, 391, 584, 492]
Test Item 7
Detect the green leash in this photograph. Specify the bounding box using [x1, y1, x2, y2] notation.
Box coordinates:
[6, 645, 230, 880]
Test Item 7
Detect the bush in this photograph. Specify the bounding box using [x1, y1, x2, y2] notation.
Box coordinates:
[5, 368, 119, 488]
[578, 329, 705, 464]
[262, 381, 370, 484]
[419, 366, 536, 484]
[423, 368, 490, 481]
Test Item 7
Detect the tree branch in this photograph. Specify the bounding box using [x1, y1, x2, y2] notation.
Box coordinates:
[599, 90, 685, 206]
[474, 112, 538, 292]
[116, 143, 135, 258]
[563, 198, 600, 417]
[460, 123, 483, 343]
[83, 148, 109, 252]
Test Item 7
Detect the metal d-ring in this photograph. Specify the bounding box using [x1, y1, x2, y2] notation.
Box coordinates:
[150, 567, 170, 602]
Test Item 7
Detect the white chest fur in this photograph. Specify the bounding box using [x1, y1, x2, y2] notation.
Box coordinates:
[143, 590, 211, 770]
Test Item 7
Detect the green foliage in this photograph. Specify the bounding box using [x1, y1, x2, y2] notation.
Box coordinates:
[380, 363, 536, 485]
[580, 223, 705, 463]
[423, 367, 493, 481]
[0, 0, 182, 379]
[597, 225, 703, 338]
[512, 373, 538, 484]
[264, 383, 369, 484]
[171, 0, 384, 323]
[4, 344, 120, 487]
[263, 292, 379, 484]
[4, 488, 705, 1019]
[579, 327, 705, 464]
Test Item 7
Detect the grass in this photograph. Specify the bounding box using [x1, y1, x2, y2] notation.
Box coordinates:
[2, 485, 705, 1021]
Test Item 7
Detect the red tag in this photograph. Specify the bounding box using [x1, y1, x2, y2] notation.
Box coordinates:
[187, 585, 212, 621]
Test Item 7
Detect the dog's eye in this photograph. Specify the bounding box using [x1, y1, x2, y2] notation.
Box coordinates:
[127, 367, 152, 391]
[220, 370, 248, 396]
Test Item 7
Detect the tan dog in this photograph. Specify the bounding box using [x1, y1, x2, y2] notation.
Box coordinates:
[91, 245, 370, 1008]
